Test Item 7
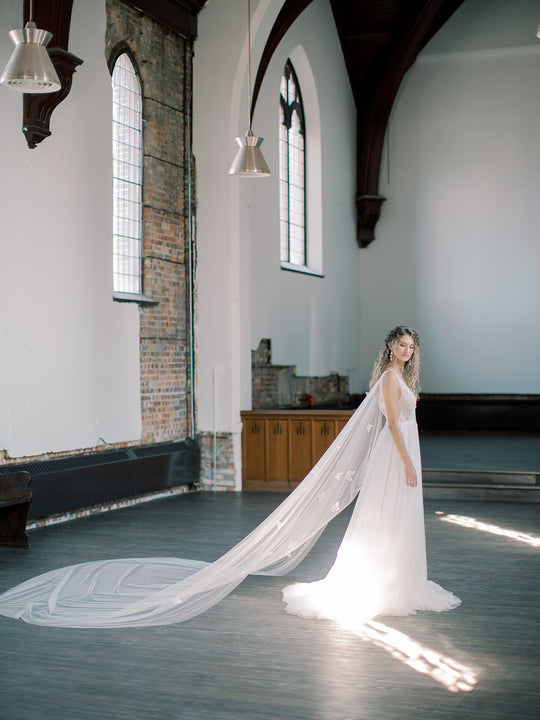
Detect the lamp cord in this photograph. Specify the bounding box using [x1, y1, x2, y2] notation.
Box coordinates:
[247, 0, 252, 130]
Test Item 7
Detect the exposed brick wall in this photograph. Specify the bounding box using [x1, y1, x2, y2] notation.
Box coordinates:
[198, 432, 236, 491]
[106, 0, 194, 444]
[252, 338, 350, 409]
[252, 338, 272, 367]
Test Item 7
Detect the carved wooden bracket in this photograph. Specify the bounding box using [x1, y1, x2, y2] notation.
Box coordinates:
[356, 195, 386, 248]
[23, 48, 83, 148]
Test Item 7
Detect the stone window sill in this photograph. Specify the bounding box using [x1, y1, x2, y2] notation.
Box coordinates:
[280, 262, 324, 278]
[113, 292, 159, 305]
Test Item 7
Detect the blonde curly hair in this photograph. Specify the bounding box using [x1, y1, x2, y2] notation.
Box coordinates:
[369, 326, 421, 397]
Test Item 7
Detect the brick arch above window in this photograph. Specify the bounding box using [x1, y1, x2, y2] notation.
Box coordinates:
[107, 43, 145, 94]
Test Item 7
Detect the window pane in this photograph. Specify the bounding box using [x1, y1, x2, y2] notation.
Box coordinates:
[279, 61, 306, 267]
[112, 54, 143, 295]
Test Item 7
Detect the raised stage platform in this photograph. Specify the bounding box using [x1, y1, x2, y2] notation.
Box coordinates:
[420, 433, 540, 502]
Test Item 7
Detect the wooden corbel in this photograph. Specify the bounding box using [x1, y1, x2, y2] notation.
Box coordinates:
[356, 195, 386, 249]
[23, 48, 83, 148]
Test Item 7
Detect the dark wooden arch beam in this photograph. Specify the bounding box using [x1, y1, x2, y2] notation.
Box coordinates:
[348, 0, 467, 246]
[251, 0, 466, 247]
[251, 0, 314, 118]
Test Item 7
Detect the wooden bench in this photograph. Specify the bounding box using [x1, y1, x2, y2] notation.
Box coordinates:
[0, 472, 32, 548]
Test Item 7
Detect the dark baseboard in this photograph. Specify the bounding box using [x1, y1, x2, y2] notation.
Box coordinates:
[417, 396, 540, 433]
[0, 439, 200, 520]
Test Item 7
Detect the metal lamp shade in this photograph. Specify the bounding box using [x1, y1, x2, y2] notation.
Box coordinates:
[0, 21, 61, 93]
[229, 129, 270, 177]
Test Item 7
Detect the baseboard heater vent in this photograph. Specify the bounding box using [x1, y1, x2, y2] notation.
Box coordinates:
[0, 439, 200, 521]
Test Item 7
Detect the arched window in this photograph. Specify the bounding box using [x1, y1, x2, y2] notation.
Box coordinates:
[112, 53, 143, 295]
[279, 61, 306, 268]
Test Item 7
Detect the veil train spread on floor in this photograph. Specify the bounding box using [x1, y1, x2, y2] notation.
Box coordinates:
[0, 373, 460, 628]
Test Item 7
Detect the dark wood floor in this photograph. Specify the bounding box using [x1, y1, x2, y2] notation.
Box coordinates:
[1, 492, 539, 720]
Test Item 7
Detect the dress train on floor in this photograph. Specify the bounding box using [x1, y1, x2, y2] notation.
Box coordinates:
[0, 372, 460, 628]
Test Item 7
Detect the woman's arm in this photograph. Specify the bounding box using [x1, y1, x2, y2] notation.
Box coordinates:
[381, 372, 417, 487]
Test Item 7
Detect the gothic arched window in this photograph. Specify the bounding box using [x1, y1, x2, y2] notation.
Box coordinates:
[279, 61, 306, 268]
[112, 53, 143, 295]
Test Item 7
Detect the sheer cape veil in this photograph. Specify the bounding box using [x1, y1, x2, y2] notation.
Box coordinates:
[0, 377, 388, 628]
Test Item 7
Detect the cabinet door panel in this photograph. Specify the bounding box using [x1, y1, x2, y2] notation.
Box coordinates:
[289, 420, 312, 485]
[337, 418, 349, 433]
[242, 419, 265, 485]
[313, 419, 336, 464]
[266, 420, 289, 485]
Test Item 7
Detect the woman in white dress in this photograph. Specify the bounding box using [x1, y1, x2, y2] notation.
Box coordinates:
[0, 327, 460, 628]
[282, 326, 461, 625]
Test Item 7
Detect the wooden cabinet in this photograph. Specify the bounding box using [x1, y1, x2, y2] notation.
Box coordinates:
[241, 410, 353, 490]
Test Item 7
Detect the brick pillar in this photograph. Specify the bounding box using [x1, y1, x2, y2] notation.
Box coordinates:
[198, 433, 237, 491]
[106, 1, 194, 444]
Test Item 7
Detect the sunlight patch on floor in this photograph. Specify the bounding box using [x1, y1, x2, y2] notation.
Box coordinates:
[439, 513, 540, 547]
[337, 618, 477, 692]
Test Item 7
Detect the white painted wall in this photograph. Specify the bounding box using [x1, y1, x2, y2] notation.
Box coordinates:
[194, 0, 359, 487]
[359, 0, 540, 393]
[0, 0, 142, 458]
[248, 1, 360, 385]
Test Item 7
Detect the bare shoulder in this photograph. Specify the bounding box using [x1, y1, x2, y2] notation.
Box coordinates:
[382, 370, 399, 390]
[381, 371, 402, 399]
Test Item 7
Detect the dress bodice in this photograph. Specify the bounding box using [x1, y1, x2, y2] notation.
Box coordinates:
[378, 371, 416, 425]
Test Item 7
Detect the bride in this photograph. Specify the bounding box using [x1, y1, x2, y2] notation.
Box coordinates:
[0, 326, 460, 628]
[282, 326, 461, 624]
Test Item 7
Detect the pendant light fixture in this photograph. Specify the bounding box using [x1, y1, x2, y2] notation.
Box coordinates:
[229, 0, 270, 177]
[0, 0, 61, 93]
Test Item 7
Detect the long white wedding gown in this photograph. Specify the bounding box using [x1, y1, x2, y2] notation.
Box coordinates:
[282, 371, 461, 624]
[0, 371, 460, 628]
